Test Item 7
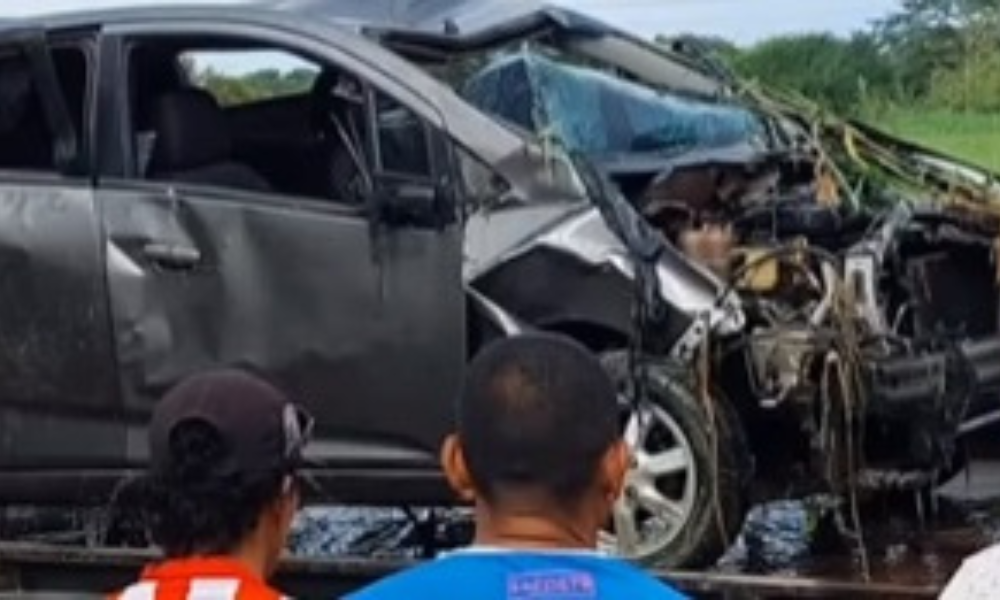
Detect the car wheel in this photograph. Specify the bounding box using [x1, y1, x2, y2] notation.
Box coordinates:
[600, 352, 749, 569]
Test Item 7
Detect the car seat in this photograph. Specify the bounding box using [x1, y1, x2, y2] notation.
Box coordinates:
[148, 88, 272, 192]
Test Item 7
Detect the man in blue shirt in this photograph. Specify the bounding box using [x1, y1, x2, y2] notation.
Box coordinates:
[347, 333, 689, 600]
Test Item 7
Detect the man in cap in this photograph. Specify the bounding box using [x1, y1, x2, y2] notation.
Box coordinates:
[347, 333, 688, 600]
[112, 369, 313, 600]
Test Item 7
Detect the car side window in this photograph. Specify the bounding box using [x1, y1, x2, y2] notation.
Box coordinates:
[0, 45, 87, 174]
[124, 37, 442, 210]
[181, 50, 318, 108]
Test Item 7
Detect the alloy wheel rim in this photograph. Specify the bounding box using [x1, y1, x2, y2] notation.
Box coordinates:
[601, 401, 698, 559]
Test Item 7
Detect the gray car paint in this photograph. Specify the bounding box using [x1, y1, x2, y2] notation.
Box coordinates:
[0, 0, 737, 503]
[97, 180, 466, 466]
[0, 181, 119, 467]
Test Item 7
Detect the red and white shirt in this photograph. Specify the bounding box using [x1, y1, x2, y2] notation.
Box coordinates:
[111, 557, 288, 600]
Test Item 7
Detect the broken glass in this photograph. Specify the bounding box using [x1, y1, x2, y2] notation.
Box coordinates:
[462, 51, 764, 158]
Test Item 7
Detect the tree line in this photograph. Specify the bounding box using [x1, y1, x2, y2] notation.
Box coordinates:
[673, 0, 1000, 116]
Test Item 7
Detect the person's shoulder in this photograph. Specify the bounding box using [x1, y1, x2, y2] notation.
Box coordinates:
[509, 552, 687, 599]
[344, 552, 689, 600]
[344, 557, 471, 600]
[591, 556, 689, 599]
[111, 577, 288, 600]
[940, 543, 1000, 600]
[968, 543, 1000, 565]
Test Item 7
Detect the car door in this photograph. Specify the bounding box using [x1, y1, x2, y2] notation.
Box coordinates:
[95, 24, 466, 475]
[0, 29, 120, 475]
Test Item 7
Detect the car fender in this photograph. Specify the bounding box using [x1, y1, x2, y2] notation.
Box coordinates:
[468, 205, 744, 351]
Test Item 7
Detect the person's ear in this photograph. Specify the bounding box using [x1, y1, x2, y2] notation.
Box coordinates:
[599, 440, 630, 505]
[440, 434, 476, 502]
[272, 476, 300, 533]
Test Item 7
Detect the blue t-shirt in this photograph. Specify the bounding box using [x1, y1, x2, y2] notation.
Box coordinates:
[345, 548, 689, 600]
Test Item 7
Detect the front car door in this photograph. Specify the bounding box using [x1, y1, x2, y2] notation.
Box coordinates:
[0, 27, 120, 489]
[94, 17, 466, 496]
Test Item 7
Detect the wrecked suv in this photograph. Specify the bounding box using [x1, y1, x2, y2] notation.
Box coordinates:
[4, 0, 1000, 570]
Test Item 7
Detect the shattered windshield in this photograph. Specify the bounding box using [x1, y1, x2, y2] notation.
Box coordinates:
[462, 51, 765, 159]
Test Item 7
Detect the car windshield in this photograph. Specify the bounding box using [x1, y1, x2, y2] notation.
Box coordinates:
[461, 50, 765, 159]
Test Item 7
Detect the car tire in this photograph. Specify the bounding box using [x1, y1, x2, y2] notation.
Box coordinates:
[600, 351, 750, 569]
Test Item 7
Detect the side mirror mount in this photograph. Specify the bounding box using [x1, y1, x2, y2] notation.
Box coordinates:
[370, 177, 455, 229]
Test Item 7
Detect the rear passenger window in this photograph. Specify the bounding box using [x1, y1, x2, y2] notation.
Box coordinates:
[0, 46, 87, 174]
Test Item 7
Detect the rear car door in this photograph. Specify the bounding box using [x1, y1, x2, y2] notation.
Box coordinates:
[0, 29, 119, 483]
[94, 21, 466, 483]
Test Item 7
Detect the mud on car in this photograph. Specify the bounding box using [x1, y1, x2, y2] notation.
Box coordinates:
[2, 0, 1000, 569]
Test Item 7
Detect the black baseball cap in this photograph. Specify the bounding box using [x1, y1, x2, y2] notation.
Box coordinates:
[149, 369, 314, 479]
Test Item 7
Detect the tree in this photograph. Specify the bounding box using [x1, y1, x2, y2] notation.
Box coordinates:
[189, 67, 318, 107]
[657, 0, 1000, 114]
[727, 33, 897, 114]
[925, 12, 1000, 111]
[873, 0, 1000, 97]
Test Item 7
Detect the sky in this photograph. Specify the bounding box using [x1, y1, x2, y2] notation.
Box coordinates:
[3, 0, 902, 45]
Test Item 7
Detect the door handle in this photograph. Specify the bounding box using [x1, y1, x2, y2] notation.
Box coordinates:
[142, 242, 202, 269]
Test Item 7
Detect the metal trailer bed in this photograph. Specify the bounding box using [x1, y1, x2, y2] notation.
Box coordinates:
[0, 542, 940, 599]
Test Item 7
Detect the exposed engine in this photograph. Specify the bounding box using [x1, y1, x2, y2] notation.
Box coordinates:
[635, 158, 1000, 492]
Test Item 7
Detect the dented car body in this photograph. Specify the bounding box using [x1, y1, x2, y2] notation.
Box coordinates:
[3, 0, 1000, 568]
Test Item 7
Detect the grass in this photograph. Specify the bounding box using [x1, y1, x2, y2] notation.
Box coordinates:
[873, 109, 1000, 172]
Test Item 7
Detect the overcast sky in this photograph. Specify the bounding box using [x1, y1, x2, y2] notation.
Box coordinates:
[4, 0, 902, 44]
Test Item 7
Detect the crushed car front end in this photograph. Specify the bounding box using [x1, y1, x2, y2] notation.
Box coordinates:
[290, 0, 1000, 567]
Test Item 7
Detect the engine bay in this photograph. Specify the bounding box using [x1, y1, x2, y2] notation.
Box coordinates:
[638, 159, 1000, 490]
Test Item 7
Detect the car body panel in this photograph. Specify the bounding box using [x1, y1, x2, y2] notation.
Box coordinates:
[0, 5, 472, 491]
[269, 0, 606, 40]
[99, 183, 465, 467]
[0, 181, 119, 467]
[467, 203, 737, 348]
[0, 27, 119, 469]
[91, 13, 472, 467]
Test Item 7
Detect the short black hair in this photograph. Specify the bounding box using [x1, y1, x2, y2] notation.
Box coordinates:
[137, 419, 289, 557]
[458, 333, 620, 506]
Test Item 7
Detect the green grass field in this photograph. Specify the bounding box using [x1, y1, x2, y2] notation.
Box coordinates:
[875, 109, 1000, 172]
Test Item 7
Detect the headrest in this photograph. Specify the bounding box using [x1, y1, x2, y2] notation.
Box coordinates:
[150, 88, 232, 174]
[310, 69, 364, 129]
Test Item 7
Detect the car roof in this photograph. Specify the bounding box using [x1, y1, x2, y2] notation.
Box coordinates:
[1, 0, 514, 32]
[2, 3, 295, 32]
[267, 0, 614, 44]
[1, 0, 612, 48]
[270, 0, 547, 35]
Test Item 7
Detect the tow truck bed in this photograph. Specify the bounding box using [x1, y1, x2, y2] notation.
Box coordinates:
[0, 542, 939, 599]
